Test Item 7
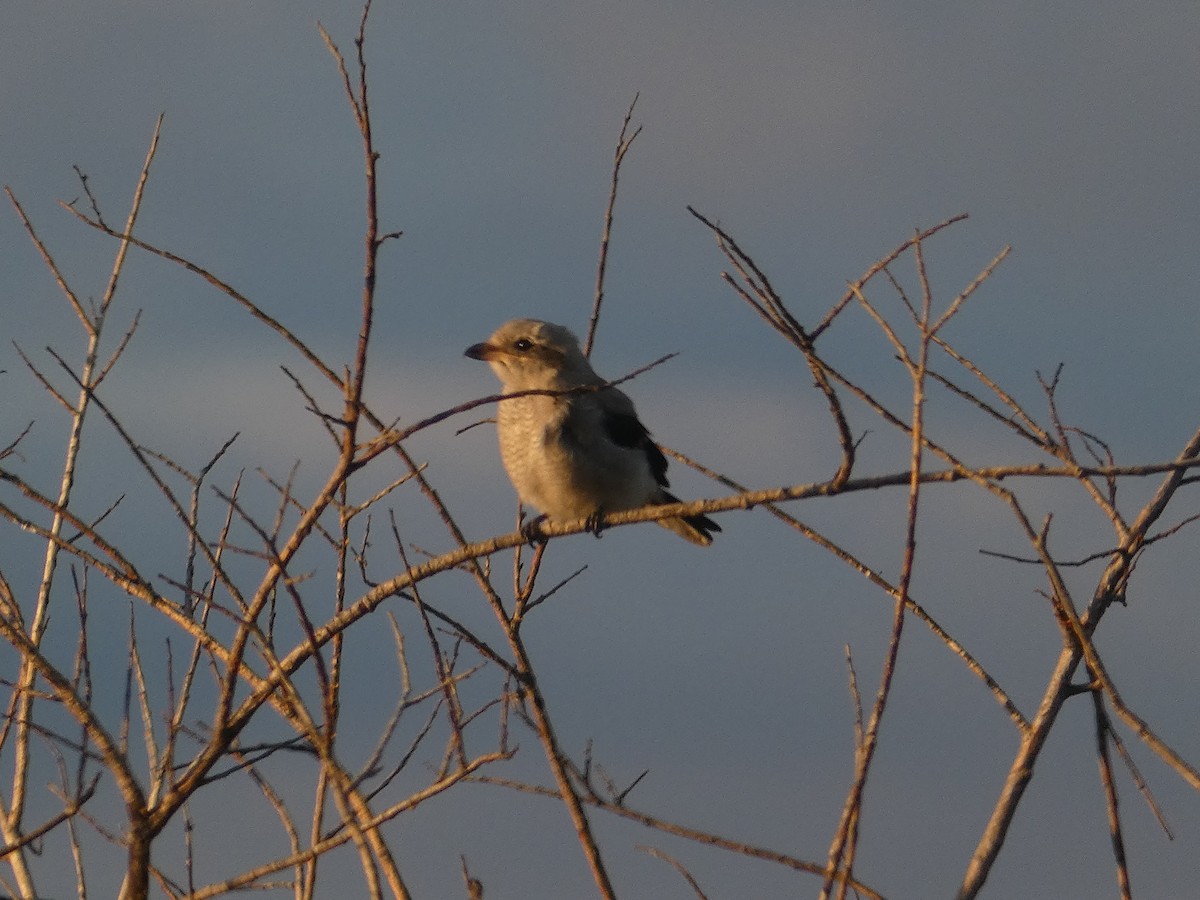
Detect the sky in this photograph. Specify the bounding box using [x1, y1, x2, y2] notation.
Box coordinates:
[2, 2, 1199, 898]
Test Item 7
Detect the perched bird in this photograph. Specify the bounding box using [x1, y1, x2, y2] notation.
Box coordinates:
[465, 319, 720, 546]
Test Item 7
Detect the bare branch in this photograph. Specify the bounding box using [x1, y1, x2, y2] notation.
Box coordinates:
[586, 93, 642, 357]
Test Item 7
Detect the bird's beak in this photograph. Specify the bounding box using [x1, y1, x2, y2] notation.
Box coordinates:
[464, 341, 498, 361]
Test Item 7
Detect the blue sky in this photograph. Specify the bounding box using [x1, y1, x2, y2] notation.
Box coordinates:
[3, 2, 1199, 898]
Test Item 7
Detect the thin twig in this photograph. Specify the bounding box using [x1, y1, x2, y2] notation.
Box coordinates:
[1091, 687, 1132, 900]
[586, 93, 642, 357]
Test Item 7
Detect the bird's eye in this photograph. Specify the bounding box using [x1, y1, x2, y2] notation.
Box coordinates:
[514, 338, 533, 352]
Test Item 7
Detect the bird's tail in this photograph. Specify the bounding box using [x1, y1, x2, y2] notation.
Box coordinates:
[653, 490, 721, 546]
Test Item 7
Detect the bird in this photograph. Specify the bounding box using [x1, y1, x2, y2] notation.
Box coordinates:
[465, 318, 720, 546]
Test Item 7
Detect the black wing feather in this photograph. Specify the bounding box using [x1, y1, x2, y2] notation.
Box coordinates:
[601, 409, 670, 487]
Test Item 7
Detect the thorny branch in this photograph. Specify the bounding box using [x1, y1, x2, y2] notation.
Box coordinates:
[0, 7, 1196, 900]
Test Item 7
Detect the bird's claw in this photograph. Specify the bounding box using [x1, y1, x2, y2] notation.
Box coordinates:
[584, 509, 606, 539]
[521, 514, 549, 544]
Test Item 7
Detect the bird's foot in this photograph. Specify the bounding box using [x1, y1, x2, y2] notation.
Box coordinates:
[521, 514, 549, 544]
[584, 508, 606, 539]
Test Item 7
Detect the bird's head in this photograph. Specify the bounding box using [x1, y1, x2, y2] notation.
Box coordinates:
[465, 319, 594, 390]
